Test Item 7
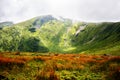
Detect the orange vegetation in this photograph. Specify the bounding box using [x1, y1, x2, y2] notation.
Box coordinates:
[0, 53, 120, 80]
[0, 56, 25, 67]
[5, 54, 119, 70]
[1, 53, 120, 69]
[34, 54, 120, 80]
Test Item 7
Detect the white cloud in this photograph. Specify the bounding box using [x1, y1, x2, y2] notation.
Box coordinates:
[0, 0, 120, 23]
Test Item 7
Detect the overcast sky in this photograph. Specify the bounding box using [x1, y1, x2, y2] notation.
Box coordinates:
[0, 0, 120, 23]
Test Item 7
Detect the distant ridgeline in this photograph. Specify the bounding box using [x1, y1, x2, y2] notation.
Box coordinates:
[0, 21, 13, 29]
[0, 15, 120, 54]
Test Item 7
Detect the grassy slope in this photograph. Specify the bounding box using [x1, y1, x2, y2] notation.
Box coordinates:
[0, 17, 49, 52]
[38, 20, 71, 52]
[68, 22, 120, 55]
[0, 16, 120, 54]
[41, 21, 120, 54]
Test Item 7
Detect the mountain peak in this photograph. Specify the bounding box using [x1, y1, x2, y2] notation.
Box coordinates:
[32, 15, 56, 27]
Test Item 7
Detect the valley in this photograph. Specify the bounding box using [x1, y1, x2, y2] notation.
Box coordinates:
[0, 15, 120, 54]
[0, 15, 120, 80]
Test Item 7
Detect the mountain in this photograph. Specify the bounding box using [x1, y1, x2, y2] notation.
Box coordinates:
[33, 15, 56, 27]
[0, 21, 13, 29]
[69, 22, 120, 54]
[0, 15, 120, 55]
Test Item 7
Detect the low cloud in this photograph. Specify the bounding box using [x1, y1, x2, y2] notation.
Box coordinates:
[0, 0, 120, 23]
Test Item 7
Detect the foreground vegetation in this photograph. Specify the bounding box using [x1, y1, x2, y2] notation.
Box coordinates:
[0, 52, 120, 80]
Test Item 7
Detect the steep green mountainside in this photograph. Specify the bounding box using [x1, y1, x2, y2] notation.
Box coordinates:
[68, 22, 120, 54]
[0, 15, 72, 52]
[0, 15, 120, 55]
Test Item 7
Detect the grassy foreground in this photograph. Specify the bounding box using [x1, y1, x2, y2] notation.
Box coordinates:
[0, 52, 120, 80]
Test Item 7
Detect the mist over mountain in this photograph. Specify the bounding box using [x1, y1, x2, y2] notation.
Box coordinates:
[0, 15, 120, 55]
[0, 21, 13, 29]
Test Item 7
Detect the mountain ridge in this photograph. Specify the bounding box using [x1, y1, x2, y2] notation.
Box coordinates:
[0, 15, 120, 55]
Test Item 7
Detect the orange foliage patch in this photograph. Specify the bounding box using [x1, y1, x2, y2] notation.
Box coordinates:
[0, 56, 25, 67]
[0, 52, 120, 80]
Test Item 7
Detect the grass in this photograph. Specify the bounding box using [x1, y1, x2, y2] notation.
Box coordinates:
[0, 52, 120, 80]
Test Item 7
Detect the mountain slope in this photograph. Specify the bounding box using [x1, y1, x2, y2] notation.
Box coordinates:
[0, 15, 120, 55]
[68, 22, 120, 54]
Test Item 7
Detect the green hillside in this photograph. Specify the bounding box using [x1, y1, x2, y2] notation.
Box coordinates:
[69, 22, 120, 55]
[0, 15, 120, 55]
